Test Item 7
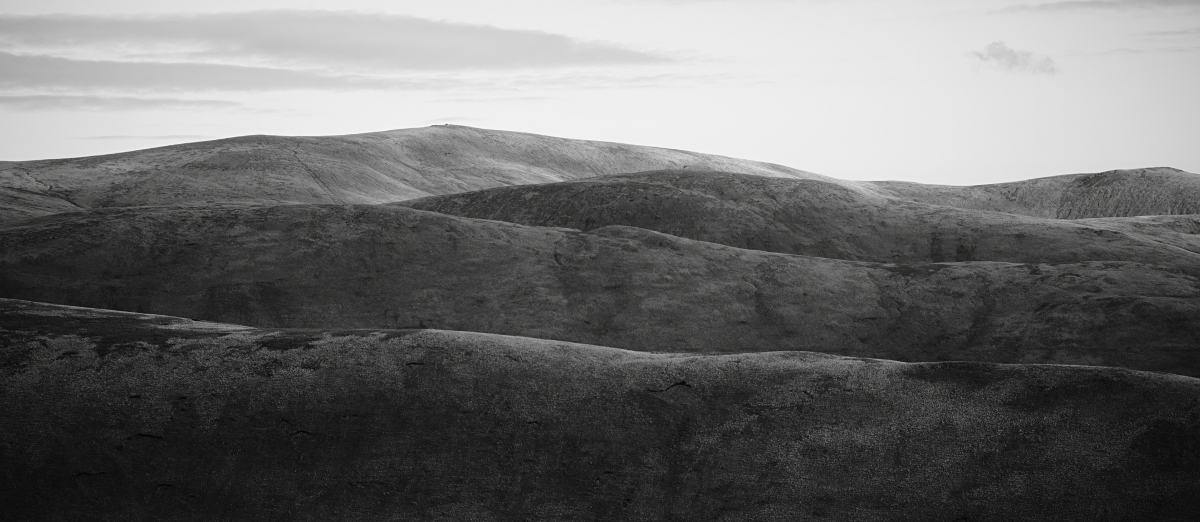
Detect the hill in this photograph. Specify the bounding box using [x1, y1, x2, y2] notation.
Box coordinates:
[876, 167, 1200, 218]
[0, 125, 840, 226]
[3, 298, 1198, 521]
[398, 170, 1200, 266]
[3, 203, 1198, 375]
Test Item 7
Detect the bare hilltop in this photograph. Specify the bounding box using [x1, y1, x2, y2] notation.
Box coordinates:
[0, 125, 838, 225]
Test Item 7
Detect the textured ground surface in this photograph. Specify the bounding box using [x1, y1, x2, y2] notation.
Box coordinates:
[2, 299, 1199, 522]
[876, 167, 1200, 219]
[4, 129, 1200, 520]
[3, 204, 1199, 376]
[4, 126, 1195, 229]
[399, 170, 1200, 266]
[0, 125, 837, 225]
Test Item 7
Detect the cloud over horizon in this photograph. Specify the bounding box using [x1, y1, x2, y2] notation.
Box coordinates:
[1145, 26, 1200, 36]
[0, 11, 671, 99]
[0, 52, 432, 92]
[969, 41, 1060, 74]
[0, 11, 667, 72]
[0, 94, 241, 111]
[79, 134, 219, 140]
[1001, 0, 1200, 12]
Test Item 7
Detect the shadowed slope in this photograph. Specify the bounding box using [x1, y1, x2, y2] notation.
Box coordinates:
[398, 170, 1200, 267]
[3, 204, 1199, 375]
[0, 125, 839, 225]
[877, 167, 1200, 219]
[2, 299, 1199, 521]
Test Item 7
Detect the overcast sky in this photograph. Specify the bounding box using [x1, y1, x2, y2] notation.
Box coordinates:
[0, 0, 1197, 184]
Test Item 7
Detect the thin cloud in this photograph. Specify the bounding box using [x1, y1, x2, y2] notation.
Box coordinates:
[0, 51, 715, 95]
[0, 11, 668, 72]
[432, 96, 554, 104]
[79, 134, 218, 140]
[420, 117, 486, 125]
[1145, 27, 1200, 36]
[0, 52, 429, 92]
[969, 41, 1059, 74]
[0, 94, 240, 111]
[1001, 0, 1200, 12]
[1090, 45, 1200, 53]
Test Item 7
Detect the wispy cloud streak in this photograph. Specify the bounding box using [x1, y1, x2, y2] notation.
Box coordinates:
[0, 52, 426, 92]
[79, 134, 218, 140]
[0, 94, 240, 111]
[969, 41, 1059, 74]
[1001, 0, 1200, 12]
[1144, 27, 1200, 36]
[0, 11, 667, 72]
[0, 11, 675, 100]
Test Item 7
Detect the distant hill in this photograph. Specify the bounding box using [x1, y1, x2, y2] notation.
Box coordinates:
[5, 127, 1193, 229]
[876, 167, 1200, 218]
[0, 125, 839, 225]
[3, 203, 1198, 375]
[398, 170, 1200, 267]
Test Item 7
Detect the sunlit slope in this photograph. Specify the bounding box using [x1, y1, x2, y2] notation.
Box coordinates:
[0, 125, 836, 225]
[398, 170, 1200, 266]
[2, 298, 1198, 521]
[3, 204, 1198, 375]
[876, 167, 1200, 218]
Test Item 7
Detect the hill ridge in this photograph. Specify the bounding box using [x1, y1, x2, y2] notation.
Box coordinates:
[4, 296, 1199, 521]
[4, 202, 1199, 375]
[0, 125, 843, 225]
[398, 169, 1200, 267]
[875, 166, 1200, 219]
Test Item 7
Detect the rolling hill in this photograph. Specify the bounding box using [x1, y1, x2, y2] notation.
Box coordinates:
[4, 127, 1200, 520]
[3, 298, 1198, 521]
[876, 167, 1200, 218]
[5, 127, 1196, 230]
[0, 125, 842, 226]
[398, 169, 1200, 267]
[2, 203, 1198, 375]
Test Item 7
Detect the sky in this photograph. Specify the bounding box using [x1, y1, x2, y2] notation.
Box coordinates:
[0, 0, 1197, 185]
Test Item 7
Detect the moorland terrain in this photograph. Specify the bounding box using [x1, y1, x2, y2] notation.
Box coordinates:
[2, 125, 1199, 520]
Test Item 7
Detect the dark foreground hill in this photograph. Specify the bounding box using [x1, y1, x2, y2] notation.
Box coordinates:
[0, 125, 836, 225]
[876, 167, 1200, 219]
[3, 204, 1199, 376]
[399, 170, 1200, 266]
[2, 299, 1198, 521]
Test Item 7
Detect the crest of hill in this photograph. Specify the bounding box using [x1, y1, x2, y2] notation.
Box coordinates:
[3, 298, 1199, 521]
[3, 203, 1199, 376]
[0, 125, 840, 225]
[398, 170, 1200, 266]
[875, 167, 1200, 219]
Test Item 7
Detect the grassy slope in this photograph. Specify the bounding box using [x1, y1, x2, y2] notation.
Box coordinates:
[0, 126, 840, 226]
[3, 204, 1198, 375]
[2, 298, 1198, 521]
[398, 170, 1200, 267]
[875, 167, 1200, 218]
